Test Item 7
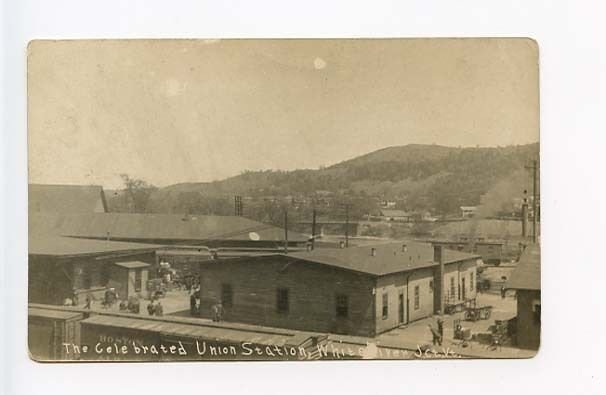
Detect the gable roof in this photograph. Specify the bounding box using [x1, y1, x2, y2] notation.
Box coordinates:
[287, 241, 479, 276]
[506, 244, 541, 290]
[29, 212, 308, 243]
[29, 184, 107, 214]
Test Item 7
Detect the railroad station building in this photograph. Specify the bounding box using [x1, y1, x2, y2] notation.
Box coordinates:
[197, 242, 480, 336]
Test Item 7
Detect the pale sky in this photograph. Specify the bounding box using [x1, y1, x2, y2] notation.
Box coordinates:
[28, 39, 539, 189]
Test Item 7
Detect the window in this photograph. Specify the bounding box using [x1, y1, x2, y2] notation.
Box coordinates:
[450, 277, 456, 299]
[221, 283, 233, 307]
[134, 269, 142, 292]
[276, 288, 289, 314]
[382, 293, 389, 319]
[429, 280, 434, 293]
[336, 294, 348, 318]
[414, 286, 420, 310]
[470, 272, 474, 292]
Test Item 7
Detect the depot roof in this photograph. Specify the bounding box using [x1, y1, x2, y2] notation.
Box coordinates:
[286, 241, 479, 276]
[506, 244, 541, 291]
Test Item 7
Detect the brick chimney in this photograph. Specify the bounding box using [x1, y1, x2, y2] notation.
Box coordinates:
[433, 244, 444, 314]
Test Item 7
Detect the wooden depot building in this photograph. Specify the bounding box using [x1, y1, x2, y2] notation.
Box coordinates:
[197, 241, 480, 337]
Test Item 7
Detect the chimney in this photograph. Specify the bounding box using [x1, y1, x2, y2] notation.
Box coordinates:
[370, 247, 377, 257]
[210, 249, 218, 260]
[433, 244, 444, 315]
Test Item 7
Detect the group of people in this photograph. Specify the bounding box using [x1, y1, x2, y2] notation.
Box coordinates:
[147, 295, 164, 316]
[188, 284, 225, 321]
[428, 316, 445, 346]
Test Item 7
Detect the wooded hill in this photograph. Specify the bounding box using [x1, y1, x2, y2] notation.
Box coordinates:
[108, 143, 539, 218]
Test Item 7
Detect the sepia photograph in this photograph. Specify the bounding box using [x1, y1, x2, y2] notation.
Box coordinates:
[27, 38, 540, 362]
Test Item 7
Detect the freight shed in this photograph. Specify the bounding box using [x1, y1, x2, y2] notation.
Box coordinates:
[30, 212, 309, 249]
[197, 242, 479, 337]
[28, 235, 161, 305]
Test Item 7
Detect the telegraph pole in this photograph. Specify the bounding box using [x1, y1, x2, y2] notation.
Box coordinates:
[525, 160, 539, 243]
[338, 203, 351, 248]
[311, 207, 317, 250]
[284, 208, 289, 254]
[345, 204, 350, 248]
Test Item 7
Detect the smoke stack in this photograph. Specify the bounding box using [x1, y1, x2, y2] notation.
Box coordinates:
[433, 244, 444, 315]
[370, 247, 377, 257]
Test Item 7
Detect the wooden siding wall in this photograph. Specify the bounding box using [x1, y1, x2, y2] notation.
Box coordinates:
[443, 259, 478, 305]
[28, 257, 74, 305]
[198, 256, 376, 336]
[28, 315, 82, 361]
[516, 290, 541, 350]
[375, 267, 435, 333]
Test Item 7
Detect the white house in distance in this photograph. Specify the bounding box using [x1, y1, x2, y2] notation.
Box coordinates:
[460, 206, 478, 218]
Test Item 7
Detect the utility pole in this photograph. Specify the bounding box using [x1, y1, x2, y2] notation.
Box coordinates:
[311, 207, 317, 250]
[339, 203, 351, 248]
[345, 204, 350, 248]
[525, 160, 539, 243]
[284, 208, 289, 254]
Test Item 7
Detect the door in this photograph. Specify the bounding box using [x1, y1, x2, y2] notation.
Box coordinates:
[398, 293, 405, 324]
[462, 277, 467, 300]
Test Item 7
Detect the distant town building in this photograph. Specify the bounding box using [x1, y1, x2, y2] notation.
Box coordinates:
[380, 200, 397, 209]
[460, 206, 478, 218]
[379, 209, 414, 222]
[197, 242, 479, 336]
[506, 244, 540, 350]
[426, 238, 504, 265]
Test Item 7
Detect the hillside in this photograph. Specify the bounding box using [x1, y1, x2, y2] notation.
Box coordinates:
[108, 143, 539, 218]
